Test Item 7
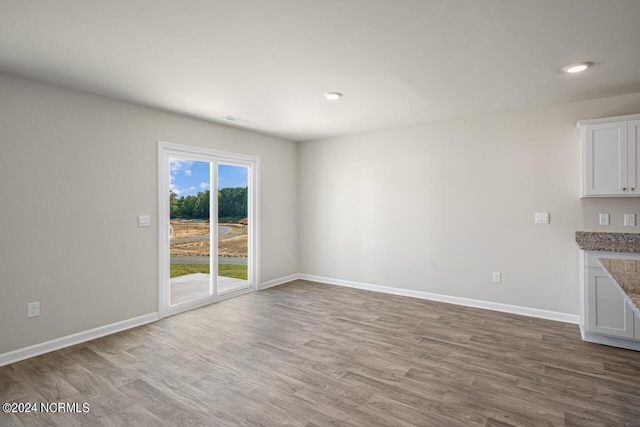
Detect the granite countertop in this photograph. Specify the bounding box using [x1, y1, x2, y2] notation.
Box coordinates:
[599, 258, 640, 316]
[575, 232, 640, 253]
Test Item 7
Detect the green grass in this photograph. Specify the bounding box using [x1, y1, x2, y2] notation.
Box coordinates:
[170, 263, 247, 280]
[170, 263, 209, 278]
[218, 264, 248, 280]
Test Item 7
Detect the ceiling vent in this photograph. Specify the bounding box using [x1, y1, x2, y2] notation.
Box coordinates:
[223, 116, 250, 125]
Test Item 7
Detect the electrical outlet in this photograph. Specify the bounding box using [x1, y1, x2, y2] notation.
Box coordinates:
[599, 213, 610, 226]
[624, 214, 636, 226]
[27, 301, 40, 318]
[492, 272, 501, 283]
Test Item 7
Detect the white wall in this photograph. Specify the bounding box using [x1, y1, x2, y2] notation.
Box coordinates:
[0, 73, 298, 354]
[299, 92, 640, 315]
[2, 70, 639, 358]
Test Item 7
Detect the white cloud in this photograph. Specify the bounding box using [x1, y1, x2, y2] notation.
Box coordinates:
[200, 182, 210, 189]
[189, 186, 196, 190]
[185, 169, 192, 176]
[170, 183, 182, 195]
[170, 159, 193, 172]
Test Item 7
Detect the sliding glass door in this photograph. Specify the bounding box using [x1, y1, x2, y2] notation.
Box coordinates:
[158, 142, 259, 317]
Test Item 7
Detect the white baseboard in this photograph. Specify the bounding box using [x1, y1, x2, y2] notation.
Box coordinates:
[0, 272, 299, 367]
[260, 273, 300, 290]
[299, 274, 579, 325]
[0, 312, 159, 367]
[0, 273, 580, 367]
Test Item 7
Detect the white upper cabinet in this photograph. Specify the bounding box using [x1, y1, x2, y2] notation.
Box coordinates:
[578, 114, 640, 197]
[629, 119, 640, 194]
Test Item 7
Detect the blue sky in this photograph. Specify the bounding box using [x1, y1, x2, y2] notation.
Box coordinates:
[170, 159, 247, 197]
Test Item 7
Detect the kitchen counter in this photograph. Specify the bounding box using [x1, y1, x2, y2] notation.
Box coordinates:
[600, 258, 640, 316]
[575, 231, 640, 253]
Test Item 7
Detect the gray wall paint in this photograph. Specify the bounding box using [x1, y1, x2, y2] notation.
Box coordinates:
[299, 92, 640, 315]
[0, 73, 298, 354]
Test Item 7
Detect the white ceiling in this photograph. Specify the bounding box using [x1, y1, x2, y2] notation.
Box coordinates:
[1, 0, 639, 142]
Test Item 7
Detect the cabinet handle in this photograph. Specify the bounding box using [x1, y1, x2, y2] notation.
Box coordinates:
[632, 188, 636, 191]
[622, 187, 627, 191]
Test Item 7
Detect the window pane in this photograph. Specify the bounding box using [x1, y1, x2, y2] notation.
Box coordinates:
[217, 164, 249, 294]
[169, 159, 211, 304]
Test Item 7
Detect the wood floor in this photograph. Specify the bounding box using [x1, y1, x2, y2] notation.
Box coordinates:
[2, 280, 640, 426]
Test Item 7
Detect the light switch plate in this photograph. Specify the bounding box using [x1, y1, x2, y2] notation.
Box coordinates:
[624, 214, 636, 227]
[599, 213, 610, 226]
[534, 213, 550, 224]
[138, 215, 151, 227]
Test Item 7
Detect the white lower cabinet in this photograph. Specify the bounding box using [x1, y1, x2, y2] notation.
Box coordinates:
[580, 250, 640, 351]
[586, 268, 635, 338]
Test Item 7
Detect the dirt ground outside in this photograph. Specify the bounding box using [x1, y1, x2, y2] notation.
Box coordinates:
[170, 219, 248, 257]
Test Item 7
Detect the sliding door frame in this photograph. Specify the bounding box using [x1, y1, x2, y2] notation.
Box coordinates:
[157, 141, 260, 318]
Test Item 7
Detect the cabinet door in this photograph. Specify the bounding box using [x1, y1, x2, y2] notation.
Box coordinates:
[587, 268, 634, 338]
[635, 310, 640, 340]
[583, 122, 628, 196]
[628, 120, 640, 195]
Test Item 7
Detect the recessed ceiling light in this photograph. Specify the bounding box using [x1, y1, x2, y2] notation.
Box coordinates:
[323, 92, 343, 100]
[563, 62, 593, 73]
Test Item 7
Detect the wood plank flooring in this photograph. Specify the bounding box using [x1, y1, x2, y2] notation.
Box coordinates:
[2, 279, 640, 426]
